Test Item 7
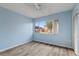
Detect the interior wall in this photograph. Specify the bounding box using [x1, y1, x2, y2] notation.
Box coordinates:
[0, 7, 33, 51]
[33, 10, 72, 48]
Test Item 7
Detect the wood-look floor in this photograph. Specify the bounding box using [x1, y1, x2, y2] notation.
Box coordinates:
[0, 42, 76, 56]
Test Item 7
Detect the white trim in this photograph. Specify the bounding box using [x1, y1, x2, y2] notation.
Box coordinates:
[78, 51, 79, 56]
[75, 50, 79, 56]
[0, 40, 32, 52]
[72, 12, 79, 56]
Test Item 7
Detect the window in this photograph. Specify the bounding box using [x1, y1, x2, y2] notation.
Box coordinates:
[35, 19, 59, 34]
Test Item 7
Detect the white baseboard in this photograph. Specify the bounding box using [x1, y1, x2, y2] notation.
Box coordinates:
[76, 51, 79, 56]
[0, 40, 32, 52]
[74, 49, 79, 56]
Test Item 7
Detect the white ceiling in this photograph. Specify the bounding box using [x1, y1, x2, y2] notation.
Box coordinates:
[0, 3, 75, 18]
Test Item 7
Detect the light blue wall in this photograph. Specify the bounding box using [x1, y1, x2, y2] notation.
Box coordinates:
[0, 7, 33, 51]
[73, 4, 79, 55]
[33, 10, 72, 48]
[0, 6, 73, 51]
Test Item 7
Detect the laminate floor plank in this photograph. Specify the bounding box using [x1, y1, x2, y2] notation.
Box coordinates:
[0, 42, 75, 56]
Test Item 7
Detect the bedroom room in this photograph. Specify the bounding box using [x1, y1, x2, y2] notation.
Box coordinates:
[0, 3, 79, 56]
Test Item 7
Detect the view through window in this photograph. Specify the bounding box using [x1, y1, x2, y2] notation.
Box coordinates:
[35, 20, 59, 34]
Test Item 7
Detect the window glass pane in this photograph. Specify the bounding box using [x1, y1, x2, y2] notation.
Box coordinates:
[35, 20, 59, 34]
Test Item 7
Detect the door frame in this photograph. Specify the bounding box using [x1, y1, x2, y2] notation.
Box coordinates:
[72, 12, 79, 55]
